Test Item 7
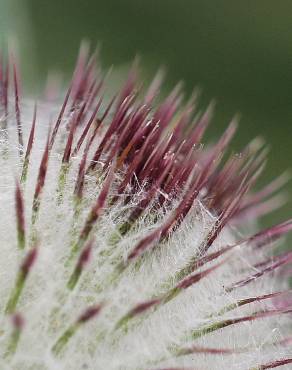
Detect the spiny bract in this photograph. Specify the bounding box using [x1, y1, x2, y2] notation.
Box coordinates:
[0, 45, 292, 370]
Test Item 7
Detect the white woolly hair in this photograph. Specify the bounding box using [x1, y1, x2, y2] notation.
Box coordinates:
[0, 47, 292, 370]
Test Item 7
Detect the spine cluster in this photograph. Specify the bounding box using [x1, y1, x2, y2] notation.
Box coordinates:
[0, 45, 291, 369]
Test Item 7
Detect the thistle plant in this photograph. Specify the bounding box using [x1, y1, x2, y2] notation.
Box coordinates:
[0, 45, 292, 370]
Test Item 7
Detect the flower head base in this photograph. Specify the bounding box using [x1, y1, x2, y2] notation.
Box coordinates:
[0, 45, 291, 369]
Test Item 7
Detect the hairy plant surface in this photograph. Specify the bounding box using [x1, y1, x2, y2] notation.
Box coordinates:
[0, 46, 292, 369]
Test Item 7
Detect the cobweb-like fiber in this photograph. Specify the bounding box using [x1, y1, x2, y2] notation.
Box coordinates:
[0, 45, 292, 370]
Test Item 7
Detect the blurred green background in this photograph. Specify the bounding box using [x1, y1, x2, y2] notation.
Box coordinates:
[3, 0, 292, 235]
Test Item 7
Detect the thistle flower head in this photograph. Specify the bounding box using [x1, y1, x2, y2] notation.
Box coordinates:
[0, 45, 292, 369]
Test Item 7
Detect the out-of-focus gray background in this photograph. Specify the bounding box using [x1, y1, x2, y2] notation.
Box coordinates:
[3, 0, 292, 235]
